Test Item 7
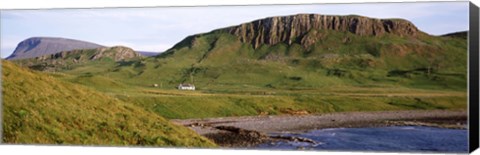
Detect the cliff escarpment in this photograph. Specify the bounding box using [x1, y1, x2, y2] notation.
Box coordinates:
[215, 14, 421, 48]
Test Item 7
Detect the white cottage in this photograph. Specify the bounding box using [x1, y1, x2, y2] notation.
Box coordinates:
[177, 83, 195, 90]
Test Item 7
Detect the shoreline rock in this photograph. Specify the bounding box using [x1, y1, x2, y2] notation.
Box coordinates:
[204, 126, 269, 147]
[173, 110, 467, 148]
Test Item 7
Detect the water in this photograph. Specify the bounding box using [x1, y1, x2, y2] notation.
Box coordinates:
[256, 126, 468, 153]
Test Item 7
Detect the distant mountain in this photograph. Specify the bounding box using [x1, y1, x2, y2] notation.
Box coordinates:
[14, 46, 143, 71]
[137, 51, 160, 57]
[6, 37, 105, 60]
[441, 31, 468, 39]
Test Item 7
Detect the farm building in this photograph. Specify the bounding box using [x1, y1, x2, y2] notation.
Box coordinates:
[177, 83, 195, 90]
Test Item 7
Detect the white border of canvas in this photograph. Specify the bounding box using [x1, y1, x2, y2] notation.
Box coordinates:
[0, 0, 478, 155]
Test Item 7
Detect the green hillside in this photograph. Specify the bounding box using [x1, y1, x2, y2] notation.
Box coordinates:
[1, 60, 215, 147]
[147, 30, 467, 91]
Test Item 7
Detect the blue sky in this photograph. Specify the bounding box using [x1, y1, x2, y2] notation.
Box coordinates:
[0, 1, 469, 58]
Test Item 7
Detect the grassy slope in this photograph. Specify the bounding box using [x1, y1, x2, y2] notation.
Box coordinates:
[2, 60, 215, 147]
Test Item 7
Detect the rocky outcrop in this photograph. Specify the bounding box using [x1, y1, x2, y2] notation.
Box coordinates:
[6, 37, 105, 60]
[90, 46, 142, 61]
[201, 125, 320, 147]
[35, 46, 142, 62]
[215, 14, 422, 48]
[16, 46, 142, 71]
[204, 126, 269, 147]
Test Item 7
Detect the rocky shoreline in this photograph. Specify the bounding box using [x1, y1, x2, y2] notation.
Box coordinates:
[172, 110, 467, 148]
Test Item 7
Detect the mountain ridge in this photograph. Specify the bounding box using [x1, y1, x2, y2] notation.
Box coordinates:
[6, 37, 105, 60]
[170, 14, 424, 50]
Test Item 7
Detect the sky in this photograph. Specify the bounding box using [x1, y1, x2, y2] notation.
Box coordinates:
[0, 1, 469, 58]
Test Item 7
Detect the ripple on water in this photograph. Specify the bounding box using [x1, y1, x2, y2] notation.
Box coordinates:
[256, 126, 468, 153]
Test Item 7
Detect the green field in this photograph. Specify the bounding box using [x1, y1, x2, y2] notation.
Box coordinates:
[113, 87, 466, 119]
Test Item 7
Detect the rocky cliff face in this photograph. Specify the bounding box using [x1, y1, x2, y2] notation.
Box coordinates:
[90, 46, 143, 61]
[6, 37, 105, 60]
[215, 14, 422, 48]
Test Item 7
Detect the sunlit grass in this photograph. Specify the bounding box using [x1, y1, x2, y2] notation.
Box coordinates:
[2, 61, 216, 147]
